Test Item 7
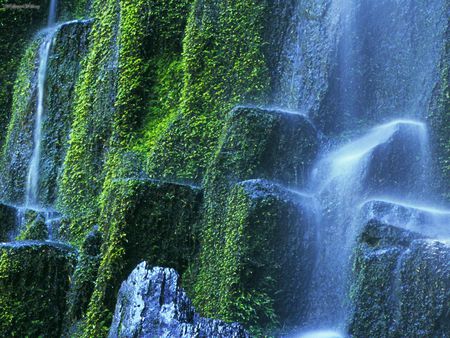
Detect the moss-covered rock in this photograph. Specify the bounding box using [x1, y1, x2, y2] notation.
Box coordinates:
[193, 106, 318, 332]
[0, 0, 50, 147]
[0, 19, 92, 206]
[0, 240, 77, 337]
[64, 227, 103, 335]
[16, 213, 48, 240]
[83, 178, 203, 337]
[350, 220, 450, 337]
[147, 0, 273, 182]
[0, 203, 17, 241]
[196, 179, 316, 333]
[39, 19, 92, 207]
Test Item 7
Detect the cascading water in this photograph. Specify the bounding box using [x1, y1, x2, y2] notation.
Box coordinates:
[20, 1, 60, 237]
[25, 30, 56, 208]
[48, 0, 58, 26]
[284, 0, 449, 336]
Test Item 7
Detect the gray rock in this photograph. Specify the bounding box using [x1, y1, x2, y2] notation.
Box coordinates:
[109, 262, 250, 338]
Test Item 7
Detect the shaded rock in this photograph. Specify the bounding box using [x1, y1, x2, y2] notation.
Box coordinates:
[0, 203, 17, 241]
[0, 19, 92, 206]
[361, 198, 450, 238]
[0, 240, 77, 337]
[109, 262, 249, 338]
[195, 106, 319, 329]
[364, 121, 430, 198]
[64, 227, 103, 331]
[210, 106, 319, 187]
[16, 213, 48, 241]
[197, 178, 317, 329]
[350, 219, 450, 337]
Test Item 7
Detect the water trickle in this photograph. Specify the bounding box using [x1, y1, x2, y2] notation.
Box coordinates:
[25, 0, 60, 209]
[25, 32, 54, 208]
[47, 0, 58, 26]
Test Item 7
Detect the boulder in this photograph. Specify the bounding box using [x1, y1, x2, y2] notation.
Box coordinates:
[109, 262, 249, 338]
[350, 219, 450, 337]
[0, 241, 77, 337]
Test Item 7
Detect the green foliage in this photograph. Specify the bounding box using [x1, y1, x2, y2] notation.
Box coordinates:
[148, 0, 272, 182]
[0, 242, 77, 337]
[17, 214, 48, 241]
[192, 107, 317, 332]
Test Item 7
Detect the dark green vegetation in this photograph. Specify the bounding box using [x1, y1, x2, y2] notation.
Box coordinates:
[0, 241, 76, 337]
[0, 0, 448, 337]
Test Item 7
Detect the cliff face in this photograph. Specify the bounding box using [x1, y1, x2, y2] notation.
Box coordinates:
[0, 1, 448, 337]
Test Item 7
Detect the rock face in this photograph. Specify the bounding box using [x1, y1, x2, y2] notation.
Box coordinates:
[210, 106, 319, 187]
[109, 262, 250, 338]
[0, 19, 92, 206]
[350, 220, 450, 337]
[85, 178, 204, 333]
[0, 203, 16, 241]
[0, 241, 77, 337]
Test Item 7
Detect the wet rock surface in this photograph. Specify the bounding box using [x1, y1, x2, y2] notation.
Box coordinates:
[109, 262, 250, 338]
[350, 220, 450, 337]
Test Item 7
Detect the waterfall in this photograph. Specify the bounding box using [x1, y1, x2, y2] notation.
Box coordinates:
[288, 2, 448, 335]
[24, 0, 59, 208]
[48, 0, 58, 27]
[25, 32, 55, 208]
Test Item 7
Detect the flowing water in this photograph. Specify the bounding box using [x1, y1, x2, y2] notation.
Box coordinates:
[20, 1, 60, 235]
[281, 0, 449, 335]
[25, 30, 56, 208]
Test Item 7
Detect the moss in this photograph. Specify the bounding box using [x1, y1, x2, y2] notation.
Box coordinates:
[194, 180, 316, 333]
[16, 213, 48, 240]
[39, 20, 92, 207]
[193, 107, 318, 327]
[58, 0, 191, 243]
[83, 178, 202, 337]
[350, 220, 450, 337]
[0, 241, 77, 337]
[0, 0, 50, 148]
[0, 204, 17, 241]
[57, 0, 121, 230]
[0, 38, 41, 204]
[147, 0, 272, 182]
[64, 228, 103, 335]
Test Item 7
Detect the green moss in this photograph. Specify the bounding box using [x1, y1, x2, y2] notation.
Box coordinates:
[0, 0, 49, 148]
[0, 204, 16, 241]
[193, 180, 315, 333]
[0, 241, 77, 337]
[0, 38, 41, 204]
[64, 228, 103, 335]
[83, 178, 202, 337]
[147, 0, 272, 182]
[193, 107, 318, 327]
[350, 221, 450, 337]
[17, 214, 48, 241]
